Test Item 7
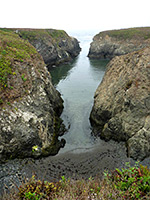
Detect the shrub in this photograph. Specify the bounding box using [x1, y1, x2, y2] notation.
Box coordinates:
[1, 163, 150, 199]
[104, 161, 150, 199]
[17, 175, 61, 200]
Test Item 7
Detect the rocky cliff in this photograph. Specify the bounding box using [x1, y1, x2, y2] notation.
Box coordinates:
[12, 28, 81, 67]
[88, 27, 150, 59]
[0, 29, 68, 162]
[90, 47, 150, 161]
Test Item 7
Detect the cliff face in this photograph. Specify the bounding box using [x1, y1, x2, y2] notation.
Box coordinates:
[90, 47, 150, 161]
[88, 27, 150, 59]
[13, 29, 81, 67]
[0, 30, 66, 162]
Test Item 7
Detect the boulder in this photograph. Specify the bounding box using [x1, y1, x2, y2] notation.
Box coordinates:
[0, 30, 65, 162]
[88, 27, 150, 59]
[90, 47, 150, 160]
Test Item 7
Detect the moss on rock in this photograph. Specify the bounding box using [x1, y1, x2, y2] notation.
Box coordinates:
[0, 30, 42, 107]
[0, 29, 65, 161]
[0, 28, 81, 66]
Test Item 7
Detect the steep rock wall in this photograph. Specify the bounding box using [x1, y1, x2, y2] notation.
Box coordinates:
[90, 47, 150, 161]
[88, 27, 150, 59]
[14, 28, 81, 67]
[0, 30, 65, 162]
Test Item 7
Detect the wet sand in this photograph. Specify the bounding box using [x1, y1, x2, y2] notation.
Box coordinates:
[0, 140, 150, 196]
[21, 140, 130, 181]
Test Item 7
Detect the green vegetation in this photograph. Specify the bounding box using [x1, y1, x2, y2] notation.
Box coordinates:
[0, 27, 70, 107]
[0, 28, 13, 33]
[98, 27, 150, 40]
[0, 29, 42, 107]
[2, 162, 150, 199]
[47, 29, 67, 40]
[0, 28, 68, 90]
[9, 29, 69, 44]
[0, 30, 37, 88]
[21, 74, 27, 82]
[18, 29, 50, 41]
[0, 98, 3, 104]
[105, 161, 150, 199]
[32, 145, 39, 153]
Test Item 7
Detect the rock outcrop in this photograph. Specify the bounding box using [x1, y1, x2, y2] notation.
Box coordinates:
[90, 47, 150, 160]
[13, 28, 81, 67]
[88, 27, 150, 59]
[0, 30, 66, 162]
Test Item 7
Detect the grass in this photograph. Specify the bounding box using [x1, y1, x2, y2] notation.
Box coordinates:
[1, 162, 150, 200]
[97, 27, 150, 40]
[47, 29, 68, 42]
[0, 28, 70, 107]
[0, 28, 68, 40]
[0, 30, 38, 87]
[0, 29, 42, 107]
[0, 28, 69, 46]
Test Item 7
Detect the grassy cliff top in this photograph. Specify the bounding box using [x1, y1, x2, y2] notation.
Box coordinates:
[0, 29, 44, 107]
[95, 27, 150, 40]
[0, 27, 71, 107]
[0, 28, 69, 43]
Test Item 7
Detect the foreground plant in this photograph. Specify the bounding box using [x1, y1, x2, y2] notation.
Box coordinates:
[17, 175, 61, 199]
[1, 162, 150, 200]
[104, 161, 150, 199]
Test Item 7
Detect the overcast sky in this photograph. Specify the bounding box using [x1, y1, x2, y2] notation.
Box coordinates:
[1, 0, 150, 34]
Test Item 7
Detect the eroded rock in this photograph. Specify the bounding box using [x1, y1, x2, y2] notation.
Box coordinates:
[0, 30, 65, 162]
[88, 27, 150, 59]
[90, 47, 150, 160]
[15, 29, 81, 66]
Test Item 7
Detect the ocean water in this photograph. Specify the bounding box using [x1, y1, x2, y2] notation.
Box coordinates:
[49, 32, 109, 153]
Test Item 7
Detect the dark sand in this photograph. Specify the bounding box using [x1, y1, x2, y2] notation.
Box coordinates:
[20, 140, 139, 181]
[0, 140, 150, 195]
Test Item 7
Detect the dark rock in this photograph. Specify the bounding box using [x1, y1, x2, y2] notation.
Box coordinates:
[0, 29, 65, 162]
[15, 29, 81, 66]
[88, 27, 150, 59]
[90, 47, 150, 160]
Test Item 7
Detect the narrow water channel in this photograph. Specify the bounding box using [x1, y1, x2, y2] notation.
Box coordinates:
[50, 33, 109, 153]
[2, 33, 149, 196]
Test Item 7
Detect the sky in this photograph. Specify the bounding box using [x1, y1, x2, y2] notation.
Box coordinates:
[0, 0, 150, 35]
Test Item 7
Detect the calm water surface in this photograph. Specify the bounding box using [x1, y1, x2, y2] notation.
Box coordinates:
[50, 34, 109, 153]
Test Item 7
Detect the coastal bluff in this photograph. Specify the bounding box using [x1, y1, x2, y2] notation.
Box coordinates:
[88, 27, 150, 59]
[12, 28, 81, 67]
[90, 47, 150, 161]
[89, 27, 150, 161]
[0, 28, 80, 162]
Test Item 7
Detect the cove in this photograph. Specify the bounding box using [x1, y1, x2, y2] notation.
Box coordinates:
[1, 33, 143, 195]
[49, 33, 109, 153]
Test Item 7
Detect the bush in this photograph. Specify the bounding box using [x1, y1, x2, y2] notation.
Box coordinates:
[105, 161, 150, 199]
[17, 175, 61, 200]
[1, 162, 150, 199]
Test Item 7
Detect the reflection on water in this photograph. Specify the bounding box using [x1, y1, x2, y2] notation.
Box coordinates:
[89, 59, 109, 81]
[50, 58, 78, 86]
[49, 34, 109, 153]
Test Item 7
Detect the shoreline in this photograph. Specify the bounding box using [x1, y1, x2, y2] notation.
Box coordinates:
[1, 139, 150, 195]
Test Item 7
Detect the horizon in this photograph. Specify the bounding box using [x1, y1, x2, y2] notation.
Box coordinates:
[1, 26, 150, 38]
[1, 0, 150, 37]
